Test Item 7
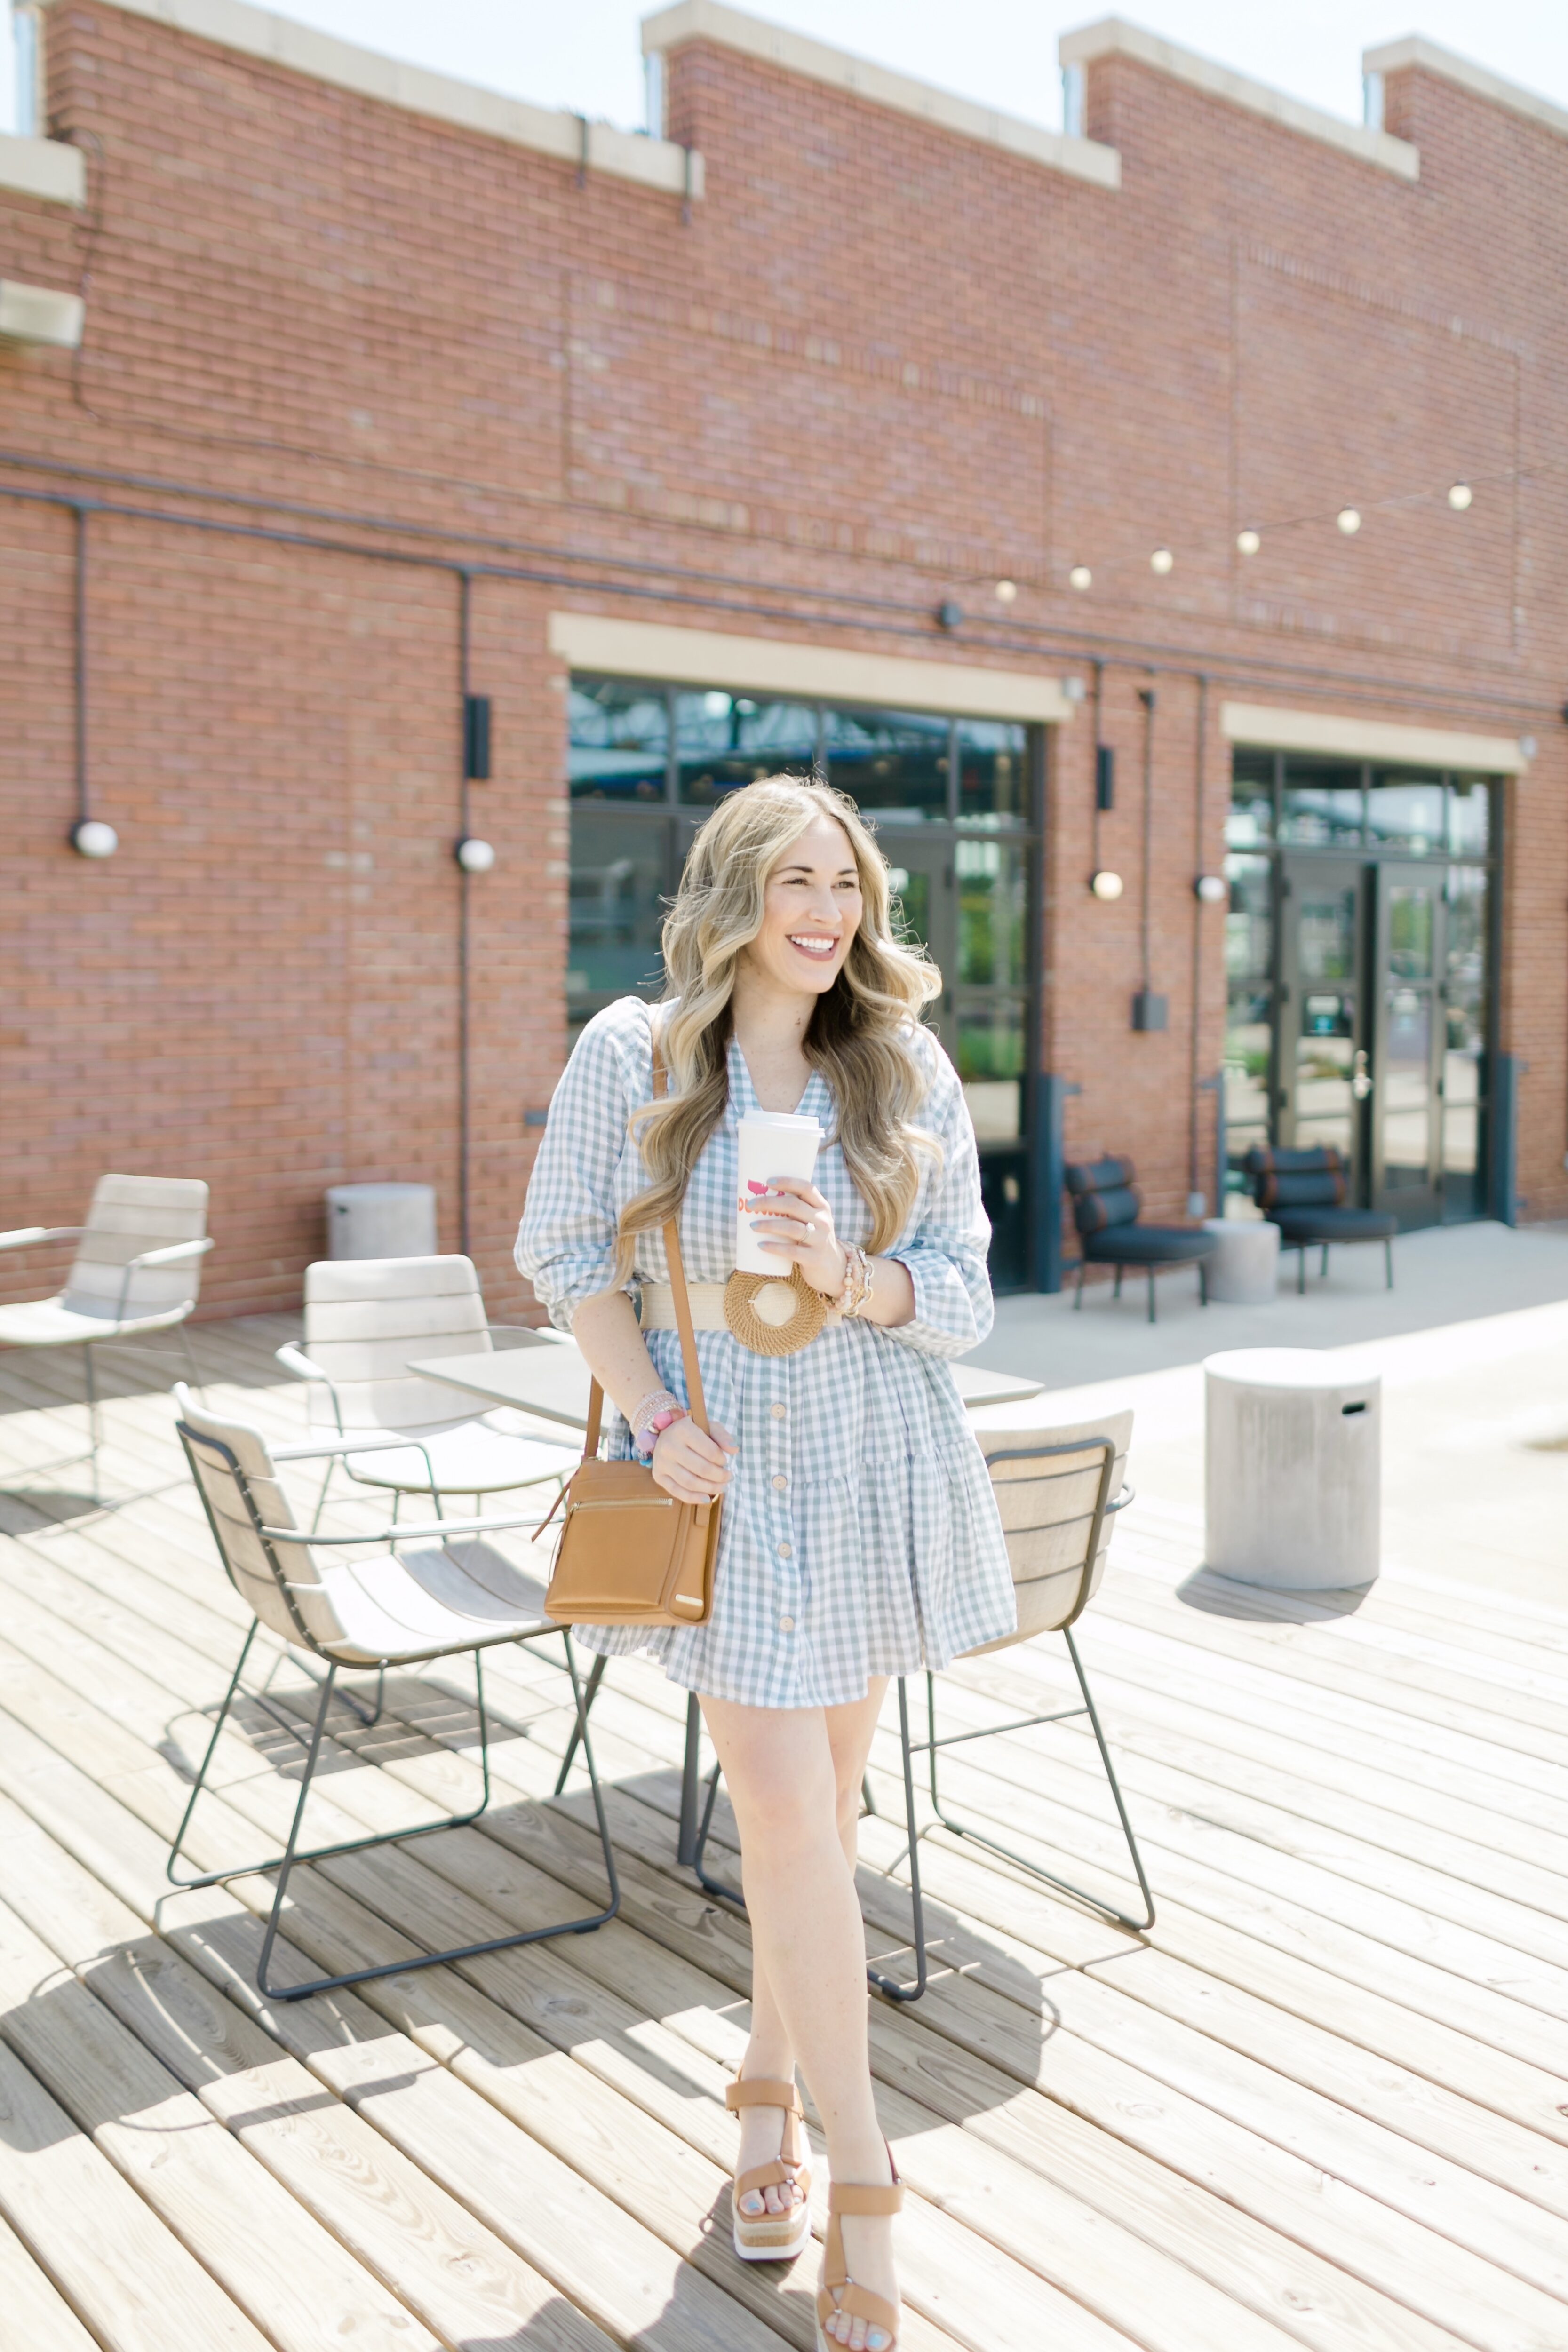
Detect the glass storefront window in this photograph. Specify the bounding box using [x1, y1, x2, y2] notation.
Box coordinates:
[955, 837, 1028, 988]
[1279, 757, 1363, 848]
[1449, 778, 1491, 858]
[1228, 749, 1274, 850]
[954, 998, 1026, 1141]
[675, 693, 818, 805]
[825, 706, 950, 821]
[570, 677, 669, 802]
[1368, 769, 1445, 855]
[1223, 852, 1273, 1175]
[567, 814, 669, 1008]
[957, 720, 1029, 826]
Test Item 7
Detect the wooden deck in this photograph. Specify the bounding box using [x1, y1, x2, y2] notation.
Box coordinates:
[0, 1314, 1566, 2352]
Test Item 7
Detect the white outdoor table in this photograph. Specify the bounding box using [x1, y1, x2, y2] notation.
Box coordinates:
[411, 1337, 1044, 1858]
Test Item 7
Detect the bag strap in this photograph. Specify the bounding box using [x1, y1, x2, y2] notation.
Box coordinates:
[580, 1013, 709, 1460]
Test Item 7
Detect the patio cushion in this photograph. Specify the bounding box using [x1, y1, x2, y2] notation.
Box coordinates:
[1243, 1145, 1347, 1209]
[1082, 1226, 1219, 1265]
[1065, 1155, 1135, 1197]
[1073, 1183, 1142, 1234]
[1272, 1207, 1398, 1243]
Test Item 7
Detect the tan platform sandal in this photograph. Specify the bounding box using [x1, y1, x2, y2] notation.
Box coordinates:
[726, 2074, 813, 2263]
[815, 2160, 904, 2352]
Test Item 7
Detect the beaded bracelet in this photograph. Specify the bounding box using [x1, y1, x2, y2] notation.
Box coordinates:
[831, 1243, 876, 1319]
[629, 1386, 684, 1456]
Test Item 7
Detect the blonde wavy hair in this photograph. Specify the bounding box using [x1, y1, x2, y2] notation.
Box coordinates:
[616, 775, 942, 1273]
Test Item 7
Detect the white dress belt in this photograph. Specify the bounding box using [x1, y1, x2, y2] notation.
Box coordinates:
[639, 1281, 731, 1331]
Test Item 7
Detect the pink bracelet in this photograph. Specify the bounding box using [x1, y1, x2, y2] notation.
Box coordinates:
[634, 1403, 688, 1457]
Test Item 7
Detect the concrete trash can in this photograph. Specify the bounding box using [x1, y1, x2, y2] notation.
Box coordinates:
[1204, 1347, 1380, 1589]
[1201, 1217, 1280, 1304]
[326, 1183, 438, 1261]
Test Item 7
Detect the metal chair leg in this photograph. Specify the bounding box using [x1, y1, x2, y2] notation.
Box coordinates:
[84, 1341, 102, 1506]
[1321, 1244, 1330, 1278]
[1113, 1265, 1123, 1301]
[1297, 1246, 1306, 1295]
[1199, 1263, 1208, 1307]
[1385, 1237, 1393, 1289]
[1073, 1262, 1086, 1310]
[919, 1640, 1154, 1938]
[1146, 1269, 1156, 1324]
[867, 1677, 927, 2004]
[553, 1648, 608, 1793]
[860, 1772, 876, 1818]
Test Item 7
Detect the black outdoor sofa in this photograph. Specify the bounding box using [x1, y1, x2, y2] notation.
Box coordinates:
[1241, 1144, 1397, 1292]
[1065, 1156, 1220, 1324]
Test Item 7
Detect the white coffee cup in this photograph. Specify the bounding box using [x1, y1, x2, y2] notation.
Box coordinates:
[735, 1112, 823, 1274]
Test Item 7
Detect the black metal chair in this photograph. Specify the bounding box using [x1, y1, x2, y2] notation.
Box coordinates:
[1066, 1156, 1220, 1324]
[1241, 1146, 1396, 1293]
[689, 1415, 1154, 2003]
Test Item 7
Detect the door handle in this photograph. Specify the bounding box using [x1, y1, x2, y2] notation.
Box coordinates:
[1351, 1049, 1372, 1102]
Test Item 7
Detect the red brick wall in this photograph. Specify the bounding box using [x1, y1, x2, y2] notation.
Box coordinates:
[2, 5, 1564, 1322]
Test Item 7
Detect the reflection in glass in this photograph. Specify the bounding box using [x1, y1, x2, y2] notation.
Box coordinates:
[954, 998, 1025, 1141]
[955, 837, 1027, 987]
[1382, 983, 1433, 1192]
[825, 707, 950, 820]
[1385, 883, 1434, 980]
[676, 693, 817, 804]
[570, 677, 669, 802]
[1442, 866, 1489, 1212]
[568, 814, 669, 1010]
[1449, 779, 1491, 858]
[1293, 877, 1358, 1160]
[1280, 757, 1363, 847]
[1228, 750, 1274, 850]
[1368, 770, 1444, 855]
[957, 720, 1029, 825]
[1224, 853, 1273, 1172]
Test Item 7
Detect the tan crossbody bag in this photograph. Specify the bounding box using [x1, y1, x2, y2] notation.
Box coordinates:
[540, 1035, 721, 1628]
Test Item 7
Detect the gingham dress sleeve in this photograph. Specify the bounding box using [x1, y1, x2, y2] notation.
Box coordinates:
[880, 1030, 994, 1359]
[515, 1002, 638, 1331]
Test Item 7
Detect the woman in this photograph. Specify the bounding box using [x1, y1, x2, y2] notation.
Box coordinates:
[517, 775, 1015, 2352]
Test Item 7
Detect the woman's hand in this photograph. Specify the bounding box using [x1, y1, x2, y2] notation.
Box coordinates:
[748, 1175, 846, 1297]
[651, 1413, 738, 1504]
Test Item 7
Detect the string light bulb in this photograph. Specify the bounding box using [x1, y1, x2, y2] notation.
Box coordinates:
[1448, 482, 1472, 510]
[994, 578, 1017, 604]
[1090, 869, 1124, 902]
[1236, 528, 1260, 556]
[1337, 507, 1361, 535]
[1150, 547, 1174, 574]
[1068, 564, 1092, 591]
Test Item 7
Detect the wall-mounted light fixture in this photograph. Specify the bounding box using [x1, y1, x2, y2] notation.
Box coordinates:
[1061, 675, 1087, 704]
[1236, 528, 1260, 556]
[994, 579, 1017, 605]
[1090, 869, 1123, 901]
[1149, 547, 1174, 575]
[463, 692, 492, 780]
[1448, 482, 1472, 511]
[1095, 744, 1115, 811]
[70, 818, 118, 858]
[1068, 564, 1092, 591]
[455, 836, 496, 874]
[1194, 873, 1227, 904]
[1337, 507, 1361, 535]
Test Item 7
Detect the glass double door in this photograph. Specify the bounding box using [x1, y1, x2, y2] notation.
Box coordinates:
[1280, 858, 1481, 1224]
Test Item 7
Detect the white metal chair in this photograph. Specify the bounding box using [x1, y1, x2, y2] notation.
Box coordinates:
[0, 1174, 212, 1501]
[275, 1255, 576, 1526]
[692, 1410, 1153, 1999]
[170, 1385, 618, 2002]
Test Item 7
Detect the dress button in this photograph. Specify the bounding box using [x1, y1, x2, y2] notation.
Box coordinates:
[772, 1474, 788, 1491]
[770, 1402, 787, 1421]
[779, 1615, 796, 1633]
[778, 1542, 793, 1560]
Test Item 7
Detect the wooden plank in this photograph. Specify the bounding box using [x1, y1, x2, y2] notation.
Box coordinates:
[0, 2034, 272, 2352]
[0, 2209, 103, 2352]
[0, 1799, 614, 2352]
[0, 1891, 436, 2352]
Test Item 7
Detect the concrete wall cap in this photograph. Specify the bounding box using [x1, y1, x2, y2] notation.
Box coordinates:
[1060, 16, 1420, 183]
[32, 0, 703, 199]
[1220, 701, 1528, 776]
[1363, 35, 1568, 145]
[549, 612, 1079, 725]
[642, 1, 1121, 190]
[0, 129, 86, 207]
[0, 279, 86, 347]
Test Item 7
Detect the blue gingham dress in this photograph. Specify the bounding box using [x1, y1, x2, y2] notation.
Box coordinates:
[515, 996, 1016, 1707]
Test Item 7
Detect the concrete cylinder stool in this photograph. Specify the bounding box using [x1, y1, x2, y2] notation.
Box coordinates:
[1201, 1217, 1280, 1305]
[325, 1183, 438, 1260]
[1204, 1348, 1380, 1589]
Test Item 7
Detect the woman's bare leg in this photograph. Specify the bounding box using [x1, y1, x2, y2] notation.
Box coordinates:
[703, 1684, 898, 2350]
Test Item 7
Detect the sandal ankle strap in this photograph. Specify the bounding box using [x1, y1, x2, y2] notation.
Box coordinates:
[827, 2180, 904, 2217]
[725, 2075, 803, 2114]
